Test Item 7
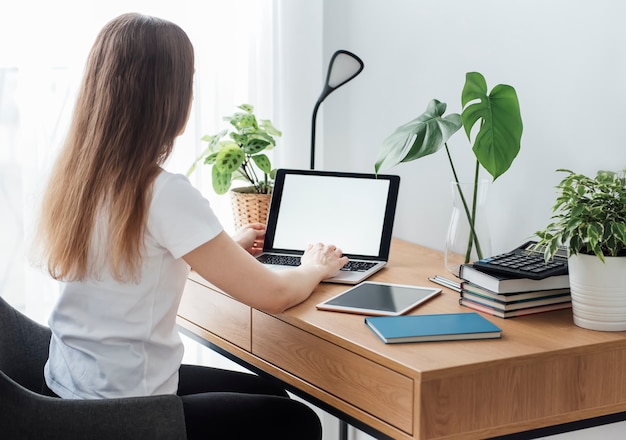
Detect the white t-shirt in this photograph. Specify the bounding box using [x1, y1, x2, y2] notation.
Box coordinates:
[44, 170, 223, 399]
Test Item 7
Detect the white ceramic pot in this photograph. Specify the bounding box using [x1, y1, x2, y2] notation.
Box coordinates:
[568, 253, 626, 331]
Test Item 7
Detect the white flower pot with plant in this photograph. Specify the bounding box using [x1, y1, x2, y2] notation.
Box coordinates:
[535, 169, 626, 331]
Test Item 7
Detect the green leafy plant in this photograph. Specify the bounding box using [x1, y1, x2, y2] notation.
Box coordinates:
[187, 104, 282, 194]
[374, 72, 523, 262]
[534, 169, 626, 262]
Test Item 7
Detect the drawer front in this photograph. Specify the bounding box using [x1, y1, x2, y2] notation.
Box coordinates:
[252, 311, 413, 434]
[179, 279, 251, 351]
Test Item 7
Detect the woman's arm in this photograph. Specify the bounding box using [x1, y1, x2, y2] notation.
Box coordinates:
[183, 230, 348, 314]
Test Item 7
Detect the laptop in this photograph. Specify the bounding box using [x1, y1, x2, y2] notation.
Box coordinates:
[256, 168, 400, 284]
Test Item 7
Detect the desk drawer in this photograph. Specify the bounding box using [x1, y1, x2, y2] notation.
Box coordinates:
[252, 311, 413, 434]
[179, 279, 251, 351]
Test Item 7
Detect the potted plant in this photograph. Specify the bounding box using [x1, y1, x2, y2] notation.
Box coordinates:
[187, 104, 282, 228]
[374, 72, 523, 273]
[534, 168, 626, 331]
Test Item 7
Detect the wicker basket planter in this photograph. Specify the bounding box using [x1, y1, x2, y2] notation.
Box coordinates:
[230, 186, 271, 229]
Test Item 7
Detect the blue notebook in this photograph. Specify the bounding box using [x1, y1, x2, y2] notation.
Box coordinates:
[364, 312, 502, 344]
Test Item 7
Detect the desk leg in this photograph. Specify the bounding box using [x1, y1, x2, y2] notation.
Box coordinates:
[340, 419, 348, 440]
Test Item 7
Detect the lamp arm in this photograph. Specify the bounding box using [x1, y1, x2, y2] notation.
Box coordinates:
[310, 97, 323, 170]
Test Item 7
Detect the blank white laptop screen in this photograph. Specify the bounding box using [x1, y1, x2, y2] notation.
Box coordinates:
[272, 174, 389, 256]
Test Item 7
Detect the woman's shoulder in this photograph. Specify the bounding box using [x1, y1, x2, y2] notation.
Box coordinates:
[154, 168, 191, 188]
[150, 168, 211, 214]
[152, 169, 199, 199]
[147, 169, 222, 256]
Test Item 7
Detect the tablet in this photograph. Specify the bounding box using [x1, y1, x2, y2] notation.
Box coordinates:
[316, 281, 441, 316]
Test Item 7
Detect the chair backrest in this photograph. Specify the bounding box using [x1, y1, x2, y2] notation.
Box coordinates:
[0, 296, 188, 439]
[0, 295, 52, 392]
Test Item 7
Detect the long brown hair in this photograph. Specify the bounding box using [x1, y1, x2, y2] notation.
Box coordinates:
[37, 13, 195, 281]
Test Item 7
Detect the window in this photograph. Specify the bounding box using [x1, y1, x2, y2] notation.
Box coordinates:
[0, 0, 274, 321]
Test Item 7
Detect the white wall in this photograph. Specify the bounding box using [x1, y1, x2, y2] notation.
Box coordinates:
[277, 0, 626, 255]
[275, 1, 626, 438]
[274, 0, 324, 169]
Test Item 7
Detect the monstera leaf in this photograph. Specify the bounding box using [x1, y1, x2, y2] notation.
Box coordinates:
[375, 100, 462, 173]
[375, 72, 522, 182]
[461, 72, 523, 180]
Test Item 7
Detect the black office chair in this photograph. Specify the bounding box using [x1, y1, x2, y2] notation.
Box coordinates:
[0, 295, 187, 439]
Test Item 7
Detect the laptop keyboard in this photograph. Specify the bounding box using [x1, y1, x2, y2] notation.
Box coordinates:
[340, 260, 376, 272]
[257, 254, 300, 267]
[257, 254, 376, 272]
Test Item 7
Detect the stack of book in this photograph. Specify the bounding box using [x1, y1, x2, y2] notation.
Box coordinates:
[458, 263, 571, 318]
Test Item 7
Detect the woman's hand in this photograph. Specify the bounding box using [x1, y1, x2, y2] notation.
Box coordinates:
[300, 243, 349, 280]
[185, 233, 350, 314]
[232, 223, 266, 256]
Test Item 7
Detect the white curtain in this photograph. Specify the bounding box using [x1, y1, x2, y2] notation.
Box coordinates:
[0, 0, 275, 323]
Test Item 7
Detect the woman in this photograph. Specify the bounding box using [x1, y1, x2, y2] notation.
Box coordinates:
[35, 13, 347, 439]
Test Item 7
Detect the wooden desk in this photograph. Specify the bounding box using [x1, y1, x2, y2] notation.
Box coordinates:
[176, 239, 626, 440]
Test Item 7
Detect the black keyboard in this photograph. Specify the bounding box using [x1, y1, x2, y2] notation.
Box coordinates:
[257, 254, 300, 266]
[339, 260, 376, 272]
[472, 241, 568, 280]
[257, 254, 376, 272]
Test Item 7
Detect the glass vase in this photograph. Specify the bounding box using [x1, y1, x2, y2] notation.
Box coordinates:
[444, 180, 492, 277]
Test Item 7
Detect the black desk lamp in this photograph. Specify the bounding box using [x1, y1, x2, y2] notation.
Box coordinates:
[310, 50, 364, 170]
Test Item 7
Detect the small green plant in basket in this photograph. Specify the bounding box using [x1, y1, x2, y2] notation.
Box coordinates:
[187, 104, 282, 194]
